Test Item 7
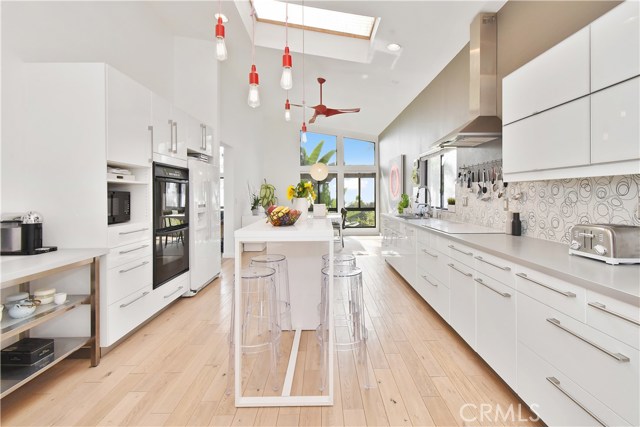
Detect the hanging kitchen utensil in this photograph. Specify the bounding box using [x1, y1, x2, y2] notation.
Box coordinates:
[482, 170, 488, 194]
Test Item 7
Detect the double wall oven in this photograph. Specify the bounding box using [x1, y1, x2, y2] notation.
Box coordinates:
[153, 163, 189, 288]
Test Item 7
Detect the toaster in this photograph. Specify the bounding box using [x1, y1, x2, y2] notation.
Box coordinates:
[569, 224, 640, 265]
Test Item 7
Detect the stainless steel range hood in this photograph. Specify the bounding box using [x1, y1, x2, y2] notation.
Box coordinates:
[436, 13, 501, 148]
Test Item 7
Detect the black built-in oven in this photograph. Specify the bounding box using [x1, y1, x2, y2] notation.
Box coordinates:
[153, 163, 189, 288]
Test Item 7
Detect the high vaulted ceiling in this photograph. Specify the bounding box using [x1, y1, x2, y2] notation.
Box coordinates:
[150, 1, 506, 136]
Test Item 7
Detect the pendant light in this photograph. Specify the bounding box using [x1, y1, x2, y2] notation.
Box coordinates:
[284, 98, 291, 121]
[300, 1, 307, 142]
[247, 9, 260, 108]
[280, 2, 293, 90]
[310, 162, 329, 181]
[215, 0, 227, 61]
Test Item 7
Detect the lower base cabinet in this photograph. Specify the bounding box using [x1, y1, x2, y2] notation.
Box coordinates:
[416, 269, 450, 322]
[447, 260, 476, 349]
[517, 342, 631, 426]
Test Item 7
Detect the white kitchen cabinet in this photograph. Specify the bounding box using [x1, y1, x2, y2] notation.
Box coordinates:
[518, 292, 639, 425]
[502, 27, 590, 125]
[106, 67, 152, 167]
[475, 272, 516, 388]
[447, 260, 476, 348]
[185, 116, 213, 156]
[591, 77, 640, 164]
[517, 342, 631, 427]
[503, 97, 590, 175]
[105, 256, 152, 306]
[586, 290, 640, 350]
[105, 284, 154, 344]
[416, 269, 450, 322]
[151, 95, 187, 161]
[590, 1, 640, 92]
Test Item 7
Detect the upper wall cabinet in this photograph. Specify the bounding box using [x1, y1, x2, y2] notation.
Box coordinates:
[106, 66, 152, 167]
[185, 116, 213, 156]
[151, 95, 187, 161]
[591, 1, 640, 92]
[502, 27, 590, 126]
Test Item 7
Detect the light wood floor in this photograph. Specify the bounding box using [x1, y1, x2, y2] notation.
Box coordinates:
[1, 237, 541, 426]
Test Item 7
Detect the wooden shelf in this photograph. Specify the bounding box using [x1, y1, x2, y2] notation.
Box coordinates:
[1, 337, 91, 398]
[1, 295, 90, 340]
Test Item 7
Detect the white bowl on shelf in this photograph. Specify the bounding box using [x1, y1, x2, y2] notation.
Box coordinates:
[8, 303, 37, 319]
[54, 293, 67, 305]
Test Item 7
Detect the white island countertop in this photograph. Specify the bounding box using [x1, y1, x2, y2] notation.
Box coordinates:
[1, 248, 108, 287]
[235, 217, 333, 242]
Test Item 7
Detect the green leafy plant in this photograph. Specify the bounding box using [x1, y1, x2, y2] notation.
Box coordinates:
[300, 140, 336, 166]
[258, 179, 277, 209]
[447, 197, 456, 205]
[397, 193, 410, 214]
[250, 194, 260, 210]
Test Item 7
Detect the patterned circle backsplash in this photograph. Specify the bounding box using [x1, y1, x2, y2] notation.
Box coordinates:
[454, 174, 640, 244]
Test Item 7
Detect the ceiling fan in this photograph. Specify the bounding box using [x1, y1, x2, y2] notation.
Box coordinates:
[292, 77, 361, 124]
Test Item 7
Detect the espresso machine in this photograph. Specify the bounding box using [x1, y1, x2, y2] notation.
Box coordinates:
[1, 211, 57, 255]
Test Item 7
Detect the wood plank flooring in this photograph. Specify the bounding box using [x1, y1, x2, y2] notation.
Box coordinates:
[1, 237, 541, 426]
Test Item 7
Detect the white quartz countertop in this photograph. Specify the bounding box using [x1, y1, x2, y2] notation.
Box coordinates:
[235, 217, 333, 242]
[384, 214, 640, 305]
[1, 248, 108, 287]
[401, 217, 503, 234]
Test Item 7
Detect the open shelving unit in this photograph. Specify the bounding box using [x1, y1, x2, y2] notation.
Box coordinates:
[0, 250, 102, 399]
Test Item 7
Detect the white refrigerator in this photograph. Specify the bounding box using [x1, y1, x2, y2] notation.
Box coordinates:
[185, 154, 221, 296]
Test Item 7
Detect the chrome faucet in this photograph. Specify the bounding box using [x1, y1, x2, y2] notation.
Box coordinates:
[415, 188, 433, 218]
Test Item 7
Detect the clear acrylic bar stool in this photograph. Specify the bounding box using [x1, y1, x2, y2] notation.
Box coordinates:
[318, 265, 372, 391]
[250, 254, 292, 331]
[321, 253, 356, 269]
[226, 266, 281, 395]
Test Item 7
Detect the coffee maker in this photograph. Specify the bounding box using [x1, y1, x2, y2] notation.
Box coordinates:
[1, 211, 57, 255]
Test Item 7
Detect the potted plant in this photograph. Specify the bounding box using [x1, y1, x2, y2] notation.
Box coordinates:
[447, 197, 456, 213]
[397, 193, 410, 214]
[258, 179, 277, 210]
[287, 180, 316, 221]
[249, 193, 260, 215]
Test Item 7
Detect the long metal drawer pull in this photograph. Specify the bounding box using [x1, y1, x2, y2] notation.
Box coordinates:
[448, 263, 472, 277]
[119, 244, 149, 255]
[119, 261, 149, 274]
[120, 291, 150, 308]
[546, 318, 630, 362]
[516, 273, 576, 297]
[546, 377, 608, 427]
[197, 203, 207, 208]
[448, 244, 472, 256]
[118, 228, 149, 236]
[421, 249, 438, 258]
[164, 286, 184, 299]
[474, 278, 511, 298]
[474, 256, 511, 271]
[421, 275, 438, 287]
[588, 302, 640, 327]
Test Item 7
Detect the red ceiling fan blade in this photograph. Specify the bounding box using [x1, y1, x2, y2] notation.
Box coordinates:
[309, 111, 319, 124]
[290, 103, 314, 109]
[324, 107, 361, 117]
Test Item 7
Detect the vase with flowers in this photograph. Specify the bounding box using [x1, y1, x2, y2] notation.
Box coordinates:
[287, 180, 316, 221]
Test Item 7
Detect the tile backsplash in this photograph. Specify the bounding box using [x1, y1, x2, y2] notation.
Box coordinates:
[454, 174, 640, 244]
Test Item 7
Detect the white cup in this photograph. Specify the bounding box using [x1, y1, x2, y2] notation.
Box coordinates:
[313, 204, 327, 217]
[54, 292, 67, 305]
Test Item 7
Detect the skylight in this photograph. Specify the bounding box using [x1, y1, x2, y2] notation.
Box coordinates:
[252, 0, 377, 40]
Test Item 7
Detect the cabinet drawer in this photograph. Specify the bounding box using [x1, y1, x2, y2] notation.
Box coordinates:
[591, 77, 640, 164]
[149, 273, 188, 314]
[447, 260, 476, 348]
[518, 292, 639, 425]
[515, 266, 585, 321]
[108, 221, 151, 248]
[586, 290, 640, 350]
[442, 240, 475, 267]
[106, 240, 152, 269]
[417, 228, 438, 246]
[416, 268, 449, 322]
[517, 341, 631, 427]
[475, 272, 516, 388]
[472, 249, 514, 287]
[106, 255, 152, 305]
[106, 285, 153, 346]
[417, 242, 448, 287]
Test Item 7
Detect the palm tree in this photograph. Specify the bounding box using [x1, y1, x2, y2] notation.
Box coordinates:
[300, 140, 336, 166]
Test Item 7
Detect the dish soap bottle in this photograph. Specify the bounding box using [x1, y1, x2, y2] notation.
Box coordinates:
[511, 212, 522, 236]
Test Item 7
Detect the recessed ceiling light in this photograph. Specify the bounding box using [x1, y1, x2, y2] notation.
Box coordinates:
[215, 13, 228, 23]
[387, 43, 402, 52]
[361, 74, 369, 79]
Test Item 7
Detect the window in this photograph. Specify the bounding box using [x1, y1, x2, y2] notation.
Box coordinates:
[344, 174, 376, 228]
[300, 132, 337, 166]
[423, 149, 456, 209]
[300, 132, 377, 229]
[343, 137, 375, 166]
[300, 173, 337, 211]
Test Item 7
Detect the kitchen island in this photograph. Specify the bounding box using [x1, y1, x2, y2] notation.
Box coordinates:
[233, 217, 334, 407]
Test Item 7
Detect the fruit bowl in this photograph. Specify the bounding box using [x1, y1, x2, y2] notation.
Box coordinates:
[266, 206, 302, 226]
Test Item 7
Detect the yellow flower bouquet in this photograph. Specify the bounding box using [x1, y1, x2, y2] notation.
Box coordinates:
[287, 180, 317, 202]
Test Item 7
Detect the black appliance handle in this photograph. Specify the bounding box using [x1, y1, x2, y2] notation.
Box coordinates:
[155, 177, 189, 184]
[155, 226, 189, 236]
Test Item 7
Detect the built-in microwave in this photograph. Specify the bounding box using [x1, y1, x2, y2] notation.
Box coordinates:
[108, 190, 130, 225]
